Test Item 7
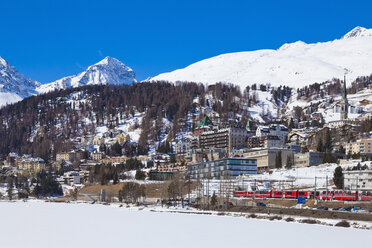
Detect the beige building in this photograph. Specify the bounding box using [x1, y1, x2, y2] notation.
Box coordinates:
[91, 152, 104, 161]
[343, 170, 372, 191]
[242, 148, 294, 170]
[191, 148, 227, 164]
[56, 152, 76, 162]
[294, 152, 323, 167]
[18, 157, 46, 174]
[92, 136, 105, 146]
[115, 133, 130, 145]
[247, 135, 283, 149]
[345, 139, 372, 155]
[101, 156, 128, 165]
[195, 127, 248, 154]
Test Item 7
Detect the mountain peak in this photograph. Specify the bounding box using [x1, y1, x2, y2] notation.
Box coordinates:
[342, 26, 372, 39]
[94, 56, 133, 72]
[0, 56, 40, 107]
[0, 56, 8, 66]
[96, 56, 118, 65]
[278, 41, 307, 51]
[36, 57, 136, 94]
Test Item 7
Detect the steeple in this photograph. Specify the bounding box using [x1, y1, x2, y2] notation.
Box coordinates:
[342, 75, 347, 100]
[245, 120, 251, 131]
[340, 75, 348, 120]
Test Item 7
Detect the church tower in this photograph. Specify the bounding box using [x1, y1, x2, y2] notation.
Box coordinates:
[340, 75, 348, 120]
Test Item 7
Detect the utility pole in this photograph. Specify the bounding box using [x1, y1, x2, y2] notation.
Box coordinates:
[187, 174, 191, 206]
[326, 175, 328, 202]
[314, 176, 317, 200]
[207, 179, 209, 209]
[253, 179, 256, 199]
[356, 176, 359, 201]
[219, 176, 222, 198]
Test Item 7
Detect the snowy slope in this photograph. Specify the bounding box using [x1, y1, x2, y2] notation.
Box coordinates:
[0, 201, 370, 248]
[0, 57, 40, 107]
[152, 26, 372, 89]
[37, 56, 136, 94]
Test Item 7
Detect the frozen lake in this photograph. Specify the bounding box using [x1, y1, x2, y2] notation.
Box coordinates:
[0, 201, 370, 248]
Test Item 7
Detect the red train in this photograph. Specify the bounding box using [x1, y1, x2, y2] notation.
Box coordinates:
[233, 190, 372, 201]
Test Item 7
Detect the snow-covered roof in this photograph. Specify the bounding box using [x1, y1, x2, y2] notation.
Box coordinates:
[8, 152, 19, 157]
[20, 157, 45, 163]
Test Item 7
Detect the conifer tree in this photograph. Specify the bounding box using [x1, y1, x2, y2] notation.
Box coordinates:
[210, 192, 217, 208]
[285, 156, 292, 169]
[275, 151, 282, 169]
[6, 177, 13, 200]
[333, 166, 343, 189]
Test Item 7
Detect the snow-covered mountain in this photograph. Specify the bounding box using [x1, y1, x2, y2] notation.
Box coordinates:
[0, 56, 136, 107]
[151, 26, 372, 88]
[37, 56, 136, 94]
[0, 57, 40, 107]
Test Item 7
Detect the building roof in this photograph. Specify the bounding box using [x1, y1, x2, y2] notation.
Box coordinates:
[289, 132, 311, 139]
[8, 153, 19, 158]
[198, 115, 214, 127]
[343, 170, 372, 174]
[257, 124, 289, 132]
[20, 157, 45, 163]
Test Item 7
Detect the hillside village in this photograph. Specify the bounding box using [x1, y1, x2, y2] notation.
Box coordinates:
[1, 76, 372, 204]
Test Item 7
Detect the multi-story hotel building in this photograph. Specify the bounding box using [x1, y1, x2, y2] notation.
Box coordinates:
[345, 139, 372, 155]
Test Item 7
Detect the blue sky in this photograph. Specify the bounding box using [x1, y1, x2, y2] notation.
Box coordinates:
[1, 0, 371, 83]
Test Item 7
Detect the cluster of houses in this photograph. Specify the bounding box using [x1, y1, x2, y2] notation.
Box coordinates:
[2, 82, 372, 192]
[173, 116, 342, 172]
[3, 110, 369, 183]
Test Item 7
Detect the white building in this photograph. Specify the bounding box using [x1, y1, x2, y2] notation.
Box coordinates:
[256, 124, 289, 144]
[57, 171, 81, 186]
[327, 118, 358, 128]
[175, 140, 191, 154]
[343, 170, 372, 191]
[333, 104, 363, 115]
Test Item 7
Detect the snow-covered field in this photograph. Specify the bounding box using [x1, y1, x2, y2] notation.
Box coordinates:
[0, 201, 370, 248]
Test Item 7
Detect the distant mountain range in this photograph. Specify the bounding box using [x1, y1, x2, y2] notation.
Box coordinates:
[0, 56, 136, 107]
[1, 26, 372, 107]
[151, 26, 372, 89]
